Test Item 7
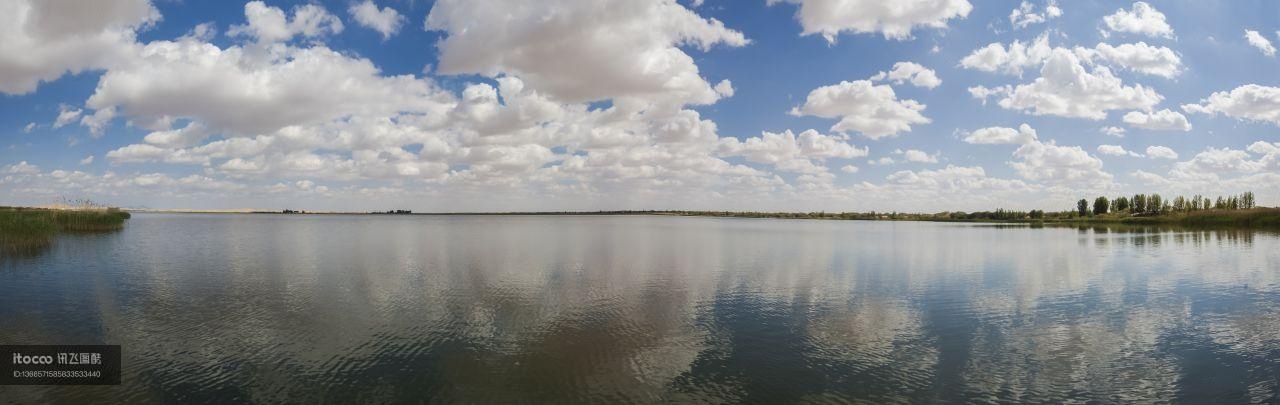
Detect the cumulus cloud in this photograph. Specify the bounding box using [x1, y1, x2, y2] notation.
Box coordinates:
[719, 129, 868, 174]
[896, 149, 939, 163]
[79, 155, 94, 165]
[790, 79, 930, 139]
[960, 34, 1053, 76]
[84, 39, 448, 135]
[1145, 145, 1178, 159]
[1102, 2, 1173, 38]
[425, 0, 747, 106]
[52, 104, 83, 128]
[884, 165, 1032, 194]
[0, 0, 159, 94]
[1010, 139, 1112, 187]
[1097, 144, 1141, 157]
[768, 0, 972, 42]
[963, 123, 1037, 145]
[964, 123, 1112, 187]
[227, 1, 343, 44]
[349, 0, 404, 40]
[980, 49, 1162, 119]
[1122, 109, 1191, 131]
[1100, 126, 1127, 137]
[1183, 84, 1280, 127]
[1245, 30, 1276, 57]
[1009, 0, 1061, 30]
[1078, 42, 1182, 78]
[870, 61, 941, 89]
[961, 36, 1181, 78]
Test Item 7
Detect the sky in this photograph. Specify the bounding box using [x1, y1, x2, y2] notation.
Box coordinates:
[2, 0, 1279, 212]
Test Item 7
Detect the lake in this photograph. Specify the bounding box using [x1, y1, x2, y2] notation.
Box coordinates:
[2, 213, 1278, 403]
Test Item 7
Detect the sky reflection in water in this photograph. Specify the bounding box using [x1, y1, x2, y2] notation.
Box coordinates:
[1, 214, 1277, 403]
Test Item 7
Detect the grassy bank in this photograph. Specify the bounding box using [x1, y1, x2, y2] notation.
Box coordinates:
[1035, 208, 1280, 228]
[0, 207, 130, 251]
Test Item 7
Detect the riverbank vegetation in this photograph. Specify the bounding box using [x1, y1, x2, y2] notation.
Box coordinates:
[590, 192, 1278, 228]
[0, 206, 131, 252]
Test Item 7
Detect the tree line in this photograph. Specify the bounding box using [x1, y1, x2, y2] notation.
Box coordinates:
[1076, 192, 1256, 217]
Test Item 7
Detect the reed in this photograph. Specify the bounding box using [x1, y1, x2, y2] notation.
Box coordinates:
[0, 207, 130, 252]
[50, 208, 131, 231]
[1178, 208, 1280, 228]
[0, 209, 57, 251]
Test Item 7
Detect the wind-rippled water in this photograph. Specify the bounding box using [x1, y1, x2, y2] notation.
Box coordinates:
[2, 213, 1278, 403]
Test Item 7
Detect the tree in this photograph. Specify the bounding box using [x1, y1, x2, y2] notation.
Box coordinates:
[1093, 196, 1109, 215]
[1077, 199, 1089, 217]
[1149, 194, 1163, 214]
[1242, 191, 1255, 209]
[1172, 196, 1186, 212]
[1133, 194, 1147, 214]
[1114, 197, 1130, 212]
[1030, 210, 1044, 219]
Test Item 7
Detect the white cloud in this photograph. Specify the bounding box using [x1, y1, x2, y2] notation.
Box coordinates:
[1102, 2, 1173, 38]
[52, 104, 82, 128]
[1245, 30, 1276, 57]
[790, 79, 930, 139]
[1145, 145, 1178, 159]
[79, 107, 116, 136]
[227, 1, 343, 44]
[3, 161, 40, 175]
[869, 157, 895, 165]
[963, 123, 1037, 145]
[896, 148, 939, 163]
[1010, 139, 1112, 187]
[1183, 84, 1280, 127]
[349, 0, 404, 40]
[1122, 109, 1191, 131]
[885, 165, 1031, 194]
[80, 155, 94, 165]
[1079, 42, 1182, 78]
[23, 122, 37, 133]
[959, 35, 1053, 75]
[719, 129, 868, 173]
[1100, 126, 1126, 137]
[1167, 147, 1264, 180]
[840, 165, 859, 173]
[1009, 0, 1061, 30]
[768, 0, 972, 42]
[870, 61, 941, 89]
[987, 49, 1162, 120]
[968, 85, 1010, 105]
[961, 36, 1181, 78]
[1097, 144, 1141, 157]
[0, 0, 159, 94]
[84, 39, 448, 135]
[425, 0, 747, 106]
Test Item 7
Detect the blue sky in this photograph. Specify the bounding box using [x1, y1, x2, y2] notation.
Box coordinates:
[2, 0, 1279, 212]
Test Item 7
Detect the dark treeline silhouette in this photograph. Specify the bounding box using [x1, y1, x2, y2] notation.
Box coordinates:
[1073, 191, 1256, 217]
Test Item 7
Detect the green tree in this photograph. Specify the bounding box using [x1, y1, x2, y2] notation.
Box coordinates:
[1077, 199, 1089, 217]
[1133, 194, 1147, 214]
[1115, 197, 1130, 212]
[1093, 196, 1109, 215]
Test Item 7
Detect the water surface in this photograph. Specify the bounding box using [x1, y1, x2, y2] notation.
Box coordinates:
[2, 213, 1278, 402]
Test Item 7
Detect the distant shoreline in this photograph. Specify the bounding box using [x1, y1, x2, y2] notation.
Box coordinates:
[121, 208, 1280, 228]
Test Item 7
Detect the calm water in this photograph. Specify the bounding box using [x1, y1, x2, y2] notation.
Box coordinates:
[2, 213, 1278, 403]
